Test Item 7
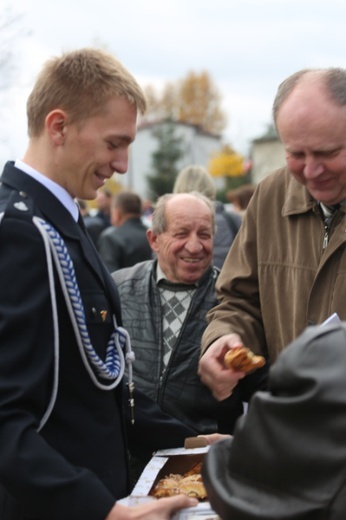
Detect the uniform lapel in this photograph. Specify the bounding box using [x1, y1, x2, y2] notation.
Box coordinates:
[75, 205, 120, 315]
[1, 163, 107, 288]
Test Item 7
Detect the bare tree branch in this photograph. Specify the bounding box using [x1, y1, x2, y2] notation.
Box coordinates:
[0, 5, 30, 91]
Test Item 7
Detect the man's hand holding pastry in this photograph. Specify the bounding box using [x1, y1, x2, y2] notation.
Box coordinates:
[198, 334, 245, 400]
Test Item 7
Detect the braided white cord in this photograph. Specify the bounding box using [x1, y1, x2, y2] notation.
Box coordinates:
[0, 212, 135, 429]
[0, 211, 60, 430]
[33, 217, 129, 391]
[1, 212, 59, 430]
[33, 218, 60, 431]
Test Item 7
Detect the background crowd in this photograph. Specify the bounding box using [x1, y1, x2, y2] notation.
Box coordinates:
[0, 46, 345, 520]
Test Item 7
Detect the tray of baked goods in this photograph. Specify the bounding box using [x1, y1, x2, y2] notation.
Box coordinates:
[149, 455, 206, 500]
[128, 439, 221, 520]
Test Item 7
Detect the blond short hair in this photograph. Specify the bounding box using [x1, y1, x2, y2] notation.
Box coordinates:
[27, 48, 147, 137]
[173, 165, 217, 200]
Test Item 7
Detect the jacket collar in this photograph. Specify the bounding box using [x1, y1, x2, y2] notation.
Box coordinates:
[152, 258, 217, 288]
[281, 167, 346, 218]
[1, 161, 80, 239]
[281, 167, 317, 217]
[1, 161, 122, 320]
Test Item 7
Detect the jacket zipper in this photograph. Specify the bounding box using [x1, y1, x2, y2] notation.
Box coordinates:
[322, 224, 329, 250]
[322, 207, 341, 250]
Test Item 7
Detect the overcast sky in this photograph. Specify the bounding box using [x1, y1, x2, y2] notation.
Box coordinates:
[1, 0, 346, 165]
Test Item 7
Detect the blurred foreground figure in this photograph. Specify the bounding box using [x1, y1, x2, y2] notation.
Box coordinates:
[203, 322, 346, 520]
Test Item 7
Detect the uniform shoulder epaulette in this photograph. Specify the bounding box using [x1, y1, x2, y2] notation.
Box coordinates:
[0, 190, 35, 221]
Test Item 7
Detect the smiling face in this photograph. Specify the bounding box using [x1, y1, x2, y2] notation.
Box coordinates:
[52, 96, 137, 200]
[147, 194, 214, 284]
[277, 74, 346, 205]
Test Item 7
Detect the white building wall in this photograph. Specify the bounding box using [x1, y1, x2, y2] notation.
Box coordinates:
[251, 139, 286, 184]
[115, 122, 222, 198]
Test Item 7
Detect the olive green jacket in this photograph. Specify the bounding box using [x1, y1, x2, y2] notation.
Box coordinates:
[202, 167, 346, 362]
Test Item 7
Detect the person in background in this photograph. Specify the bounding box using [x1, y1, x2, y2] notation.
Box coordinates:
[77, 198, 105, 246]
[203, 322, 346, 519]
[227, 183, 256, 217]
[94, 188, 112, 229]
[173, 164, 242, 269]
[112, 192, 266, 474]
[198, 67, 346, 403]
[98, 191, 152, 272]
[0, 47, 201, 520]
[141, 198, 154, 228]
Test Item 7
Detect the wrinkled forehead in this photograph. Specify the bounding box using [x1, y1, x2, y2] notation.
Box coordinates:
[166, 197, 213, 224]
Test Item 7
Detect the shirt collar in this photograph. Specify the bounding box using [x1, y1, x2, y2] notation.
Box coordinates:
[319, 201, 346, 218]
[156, 263, 198, 287]
[14, 159, 79, 222]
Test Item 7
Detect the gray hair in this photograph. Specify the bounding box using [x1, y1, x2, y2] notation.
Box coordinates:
[151, 192, 216, 235]
[272, 67, 346, 127]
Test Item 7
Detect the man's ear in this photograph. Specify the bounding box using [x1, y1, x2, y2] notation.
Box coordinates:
[147, 228, 159, 252]
[45, 109, 68, 145]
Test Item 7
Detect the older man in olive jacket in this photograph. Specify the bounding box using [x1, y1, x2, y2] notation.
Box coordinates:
[199, 67, 346, 402]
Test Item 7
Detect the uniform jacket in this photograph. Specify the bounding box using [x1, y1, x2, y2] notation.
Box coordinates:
[0, 162, 194, 520]
[113, 260, 265, 435]
[203, 323, 346, 520]
[97, 217, 152, 272]
[202, 166, 346, 362]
